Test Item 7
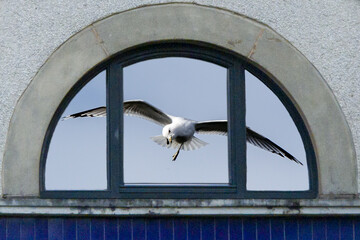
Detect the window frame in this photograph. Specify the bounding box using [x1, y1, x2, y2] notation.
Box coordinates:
[40, 42, 317, 199]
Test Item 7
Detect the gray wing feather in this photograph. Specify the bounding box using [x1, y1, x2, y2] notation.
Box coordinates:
[196, 121, 302, 165]
[246, 128, 303, 165]
[195, 120, 227, 135]
[63, 100, 172, 126]
[124, 100, 172, 126]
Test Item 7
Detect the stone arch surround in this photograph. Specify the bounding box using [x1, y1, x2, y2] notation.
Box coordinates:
[2, 3, 356, 197]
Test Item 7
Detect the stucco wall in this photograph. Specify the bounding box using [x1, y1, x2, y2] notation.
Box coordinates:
[0, 0, 359, 197]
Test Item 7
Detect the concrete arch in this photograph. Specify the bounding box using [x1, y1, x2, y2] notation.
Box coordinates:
[2, 3, 356, 197]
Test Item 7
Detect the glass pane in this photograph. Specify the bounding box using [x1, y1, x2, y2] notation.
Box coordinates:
[45, 71, 107, 190]
[123, 57, 228, 184]
[245, 70, 309, 191]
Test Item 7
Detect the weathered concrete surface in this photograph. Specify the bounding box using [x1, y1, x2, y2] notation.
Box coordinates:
[1, 4, 357, 198]
[1, 198, 360, 216]
[93, 5, 262, 57]
[2, 27, 108, 196]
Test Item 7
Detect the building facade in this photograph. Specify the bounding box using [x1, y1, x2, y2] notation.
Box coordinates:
[1, 1, 360, 239]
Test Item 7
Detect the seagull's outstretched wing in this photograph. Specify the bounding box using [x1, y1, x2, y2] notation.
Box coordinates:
[63, 106, 106, 120]
[63, 100, 172, 126]
[195, 121, 302, 165]
[246, 128, 303, 165]
[123, 100, 172, 126]
[195, 120, 227, 135]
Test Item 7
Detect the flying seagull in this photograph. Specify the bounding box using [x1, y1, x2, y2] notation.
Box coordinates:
[64, 100, 303, 165]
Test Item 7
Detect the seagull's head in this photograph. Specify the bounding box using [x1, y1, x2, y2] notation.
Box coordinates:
[162, 125, 174, 145]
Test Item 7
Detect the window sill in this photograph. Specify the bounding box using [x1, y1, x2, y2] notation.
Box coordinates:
[0, 197, 359, 216]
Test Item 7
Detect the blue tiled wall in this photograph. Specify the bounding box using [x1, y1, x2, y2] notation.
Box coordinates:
[0, 217, 358, 239]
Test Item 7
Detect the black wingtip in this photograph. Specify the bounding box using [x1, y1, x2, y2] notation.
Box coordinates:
[62, 113, 90, 120]
[275, 152, 303, 165]
[285, 154, 303, 166]
[246, 128, 303, 166]
[294, 158, 304, 166]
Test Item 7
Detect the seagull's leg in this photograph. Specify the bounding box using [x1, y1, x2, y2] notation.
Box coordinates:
[172, 143, 183, 161]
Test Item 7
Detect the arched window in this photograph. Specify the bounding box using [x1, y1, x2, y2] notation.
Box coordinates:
[3, 4, 356, 203]
[40, 42, 317, 198]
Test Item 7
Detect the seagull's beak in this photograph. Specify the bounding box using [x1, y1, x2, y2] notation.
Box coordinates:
[168, 136, 172, 144]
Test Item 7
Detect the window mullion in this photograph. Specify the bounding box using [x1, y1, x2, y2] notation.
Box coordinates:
[228, 60, 246, 195]
[108, 62, 123, 196]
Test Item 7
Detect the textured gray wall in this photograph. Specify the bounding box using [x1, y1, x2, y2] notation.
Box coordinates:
[1, 0, 359, 195]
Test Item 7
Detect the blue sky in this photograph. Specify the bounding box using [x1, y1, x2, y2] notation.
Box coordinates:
[45, 57, 308, 191]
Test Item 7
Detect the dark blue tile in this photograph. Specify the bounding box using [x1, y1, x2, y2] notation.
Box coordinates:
[20, 218, 35, 240]
[188, 218, 200, 240]
[146, 218, 160, 240]
[354, 217, 360, 240]
[326, 218, 339, 240]
[48, 218, 63, 240]
[312, 218, 326, 240]
[91, 219, 104, 240]
[34, 218, 48, 240]
[77, 218, 91, 240]
[118, 218, 131, 240]
[257, 218, 270, 240]
[64, 218, 76, 240]
[215, 218, 228, 240]
[7, 218, 21, 240]
[201, 218, 215, 240]
[229, 218, 242, 240]
[298, 218, 312, 240]
[0, 218, 6, 240]
[340, 218, 353, 240]
[243, 218, 256, 240]
[284, 218, 297, 240]
[133, 218, 146, 240]
[174, 218, 187, 240]
[160, 218, 173, 239]
[104, 218, 118, 240]
[271, 218, 284, 240]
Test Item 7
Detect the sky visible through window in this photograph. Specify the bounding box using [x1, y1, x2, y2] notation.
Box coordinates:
[45, 57, 308, 191]
[46, 70, 107, 190]
[123, 58, 228, 184]
[245, 71, 308, 190]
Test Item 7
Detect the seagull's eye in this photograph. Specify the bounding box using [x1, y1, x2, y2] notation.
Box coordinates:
[168, 129, 171, 133]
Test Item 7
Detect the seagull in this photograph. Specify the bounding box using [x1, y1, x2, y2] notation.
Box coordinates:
[64, 99, 303, 165]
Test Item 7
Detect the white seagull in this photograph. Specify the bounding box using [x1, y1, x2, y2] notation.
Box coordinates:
[64, 99, 303, 164]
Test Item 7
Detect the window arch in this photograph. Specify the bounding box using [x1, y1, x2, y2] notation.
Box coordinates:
[40, 42, 316, 198]
[2, 4, 356, 199]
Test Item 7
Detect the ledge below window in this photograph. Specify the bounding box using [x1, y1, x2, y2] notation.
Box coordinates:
[0, 198, 359, 216]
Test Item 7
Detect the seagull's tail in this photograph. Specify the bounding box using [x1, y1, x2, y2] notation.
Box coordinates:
[182, 136, 208, 151]
[150, 136, 208, 151]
